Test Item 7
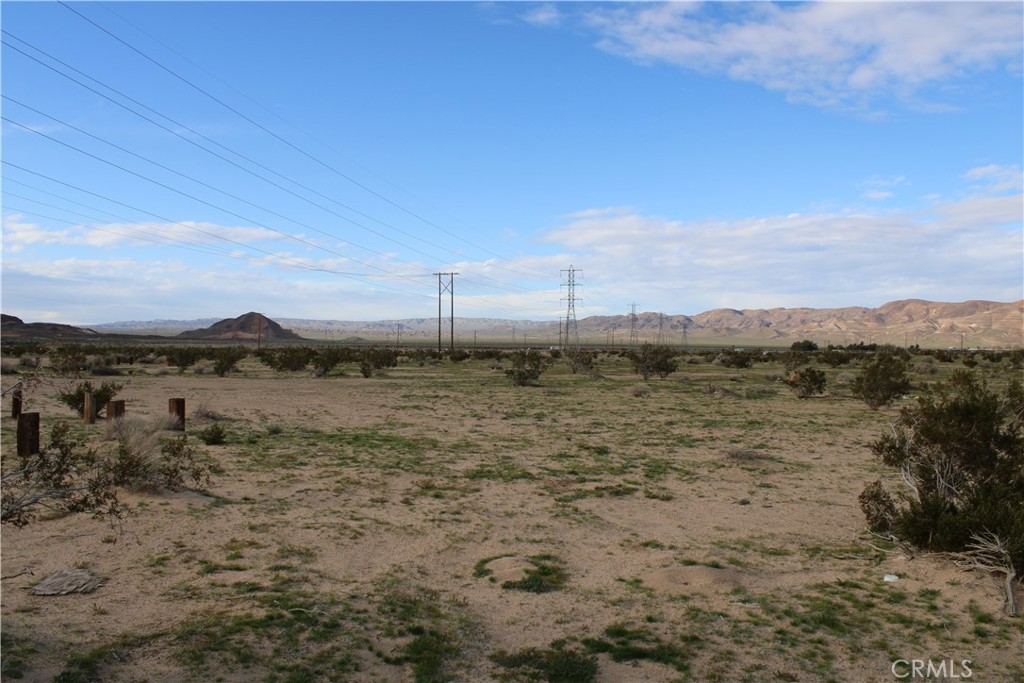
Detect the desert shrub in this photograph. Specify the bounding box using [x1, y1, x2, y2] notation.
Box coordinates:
[447, 349, 471, 363]
[312, 347, 351, 376]
[819, 348, 854, 367]
[165, 347, 205, 373]
[778, 351, 811, 373]
[111, 418, 209, 492]
[213, 347, 248, 377]
[860, 371, 1024, 574]
[631, 384, 652, 398]
[506, 349, 552, 386]
[256, 346, 315, 372]
[359, 360, 374, 378]
[49, 345, 88, 374]
[851, 352, 912, 409]
[57, 380, 123, 418]
[196, 423, 228, 446]
[363, 347, 398, 370]
[790, 339, 818, 352]
[565, 348, 596, 374]
[786, 367, 826, 398]
[713, 351, 753, 369]
[1, 423, 123, 527]
[629, 343, 678, 380]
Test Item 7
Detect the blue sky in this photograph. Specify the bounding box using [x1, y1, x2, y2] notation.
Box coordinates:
[2, 1, 1022, 325]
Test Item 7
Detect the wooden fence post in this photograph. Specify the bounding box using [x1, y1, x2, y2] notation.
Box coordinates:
[83, 393, 96, 425]
[11, 386, 22, 418]
[17, 412, 40, 456]
[106, 400, 125, 424]
[168, 398, 185, 431]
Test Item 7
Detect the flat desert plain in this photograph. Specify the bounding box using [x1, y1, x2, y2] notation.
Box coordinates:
[2, 352, 1021, 682]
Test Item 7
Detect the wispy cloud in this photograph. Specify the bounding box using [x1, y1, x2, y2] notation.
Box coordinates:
[1, 216, 291, 253]
[540, 169, 1023, 313]
[583, 2, 1023, 112]
[522, 3, 562, 28]
[858, 176, 907, 201]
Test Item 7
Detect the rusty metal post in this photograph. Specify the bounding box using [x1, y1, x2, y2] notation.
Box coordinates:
[17, 412, 40, 456]
[168, 398, 185, 431]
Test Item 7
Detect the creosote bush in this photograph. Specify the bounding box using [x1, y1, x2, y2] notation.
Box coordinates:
[505, 349, 552, 386]
[786, 367, 826, 398]
[57, 380, 124, 418]
[213, 347, 248, 377]
[860, 371, 1024, 574]
[851, 352, 912, 409]
[1, 423, 122, 527]
[629, 343, 678, 380]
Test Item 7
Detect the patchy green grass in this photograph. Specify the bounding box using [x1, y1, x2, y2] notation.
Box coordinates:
[502, 555, 569, 594]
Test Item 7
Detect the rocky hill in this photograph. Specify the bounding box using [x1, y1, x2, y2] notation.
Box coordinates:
[177, 312, 302, 342]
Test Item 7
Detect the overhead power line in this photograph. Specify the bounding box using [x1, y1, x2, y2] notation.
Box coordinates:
[56, 1, 553, 279]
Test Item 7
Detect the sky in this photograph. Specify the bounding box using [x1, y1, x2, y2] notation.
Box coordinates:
[2, 1, 1022, 326]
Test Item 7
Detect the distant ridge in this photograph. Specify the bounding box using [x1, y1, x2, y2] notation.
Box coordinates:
[177, 312, 302, 341]
[6, 299, 1022, 347]
[1, 314, 100, 339]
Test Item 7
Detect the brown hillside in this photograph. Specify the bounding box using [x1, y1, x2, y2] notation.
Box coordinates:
[176, 312, 302, 341]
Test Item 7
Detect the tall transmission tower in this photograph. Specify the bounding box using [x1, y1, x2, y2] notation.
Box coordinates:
[628, 302, 639, 348]
[561, 266, 581, 353]
[435, 272, 457, 353]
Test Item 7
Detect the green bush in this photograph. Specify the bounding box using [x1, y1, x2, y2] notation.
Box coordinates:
[49, 345, 88, 375]
[861, 371, 1024, 574]
[505, 350, 552, 386]
[851, 352, 912, 409]
[629, 343, 678, 380]
[197, 423, 228, 446]
[256, 347, 315, 372]
[165, 347, 205, 373]
[787, 367, 826, 398]
[213, 347, 248, 377]
[56, 380, 123, 418]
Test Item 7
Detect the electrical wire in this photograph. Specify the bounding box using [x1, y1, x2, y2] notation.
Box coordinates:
[54, 2, 555, 280]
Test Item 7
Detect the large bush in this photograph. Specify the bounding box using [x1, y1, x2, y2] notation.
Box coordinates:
[851, 352, 912, 409]
[506, 350, 552, 386]
[859, 371, 1024, 574]
[629, 344, 678, 380]
[57, 380, 124, 418]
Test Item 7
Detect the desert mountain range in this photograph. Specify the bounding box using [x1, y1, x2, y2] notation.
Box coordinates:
[5, 299, 1020, 348]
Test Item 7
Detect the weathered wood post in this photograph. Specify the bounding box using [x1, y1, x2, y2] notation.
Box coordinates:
[82, 393, 96, 425]
[17, 412, 40, 456]
[11, 386, 23, 418]
[106, 400, 125, 424]
[168, 398, 185, 431]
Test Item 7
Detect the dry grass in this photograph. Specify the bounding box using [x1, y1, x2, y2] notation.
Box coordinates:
[1, 351, 1021, 682]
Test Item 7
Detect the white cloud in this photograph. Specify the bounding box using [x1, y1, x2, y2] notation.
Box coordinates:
[858, 175, 907, 201]
[2, 216, 294, 252]
[540, 170, 1023, 313]
[584, 2, 1023, 112]
[523, 3, 562, 28]
[962, 163, 1023, 195]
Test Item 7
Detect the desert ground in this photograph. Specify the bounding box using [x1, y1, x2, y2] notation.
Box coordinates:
[2, 350, 1021, 682]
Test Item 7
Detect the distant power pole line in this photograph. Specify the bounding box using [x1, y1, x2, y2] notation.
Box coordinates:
[561, 265, 581, 353]
[657, 313, 665, 345]
[628, 302, 639, 348]
[435, 272, 457, 353]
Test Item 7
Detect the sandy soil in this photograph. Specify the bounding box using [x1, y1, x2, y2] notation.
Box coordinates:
[2, 356, 1021, 682]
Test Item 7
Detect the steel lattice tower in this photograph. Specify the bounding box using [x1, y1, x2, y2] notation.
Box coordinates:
[561, 266, 581, 352]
